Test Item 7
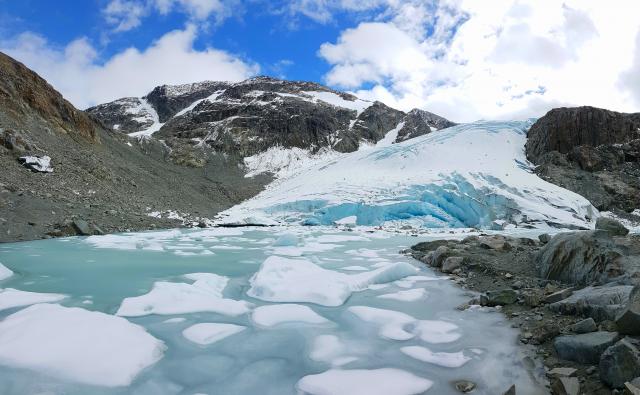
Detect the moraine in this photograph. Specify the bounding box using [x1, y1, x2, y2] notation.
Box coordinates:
[0, 227, 546, 395]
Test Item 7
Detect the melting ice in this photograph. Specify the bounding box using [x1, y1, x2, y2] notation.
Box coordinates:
[0, 227, 546, 394]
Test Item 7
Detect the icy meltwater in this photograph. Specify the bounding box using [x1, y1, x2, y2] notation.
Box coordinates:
[0, 227, 545, 395]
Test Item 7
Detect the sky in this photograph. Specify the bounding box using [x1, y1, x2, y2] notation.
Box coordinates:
[1, 0, 639, 122]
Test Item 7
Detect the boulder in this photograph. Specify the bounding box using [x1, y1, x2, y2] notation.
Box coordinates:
[549, 285, 633, 321]
[596, 217, 630, 236]
[484, 289, 518, 306]
[616, 286, 640, 335]
[537, 231, 624, 285]
[454, 380, 476, 393]
[431, 246, 450, 268]
[442, 256, 464, 273]
[539, 233, 551, 244]
[545, 288, 573, 304]
[554, 331, 620, 364]
[550, 376, 580, 395]
[502, 384, 516, 395]
[571, 318, 597, 334]
[625, 379, 640, 395]
[72, 219, 93, 236]
[548, 367, 577, 377]
[479, 236, 511, 251]
[599, 338, 640, 388]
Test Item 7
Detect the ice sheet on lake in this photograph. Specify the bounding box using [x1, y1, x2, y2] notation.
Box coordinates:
[0, 303, 164, 387]
[377, 288, 427, 302]
[117, 273, 251, 317]
[297, 368, 433, 395]
[309, 335, 357, 367]
[0, 263, 13, 281]
[247, 256, 418, 306]
[182, 323, 246, 345]
[400, 345, 471, 368]
[348, 306, 461, 343]
[252, 304, 330, 327]
[0, 288, 66, 311]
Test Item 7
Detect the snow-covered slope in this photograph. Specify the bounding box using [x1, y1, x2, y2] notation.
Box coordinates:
[219, 120, 597, 229]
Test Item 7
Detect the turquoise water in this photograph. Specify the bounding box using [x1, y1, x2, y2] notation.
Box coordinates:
[0, 227, 546, 394]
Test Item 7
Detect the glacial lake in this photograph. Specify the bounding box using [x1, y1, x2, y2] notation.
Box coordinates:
[0, 227, 546, 395]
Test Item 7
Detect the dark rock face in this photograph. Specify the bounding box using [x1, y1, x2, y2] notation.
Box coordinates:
[596, 217, 630, 236]
[395, 109, 456, 142]
[525, 106, 640, 212]
[526, 106, 640, 162]
[88, 76, 454, 159]
[549, 285, 633, 322]
[0, 52, 99, 143]
[536, 231, 626, 285]
[599, 338, 640, 388]
[616, 286, 640, 335]
[553, 331, 620, 364]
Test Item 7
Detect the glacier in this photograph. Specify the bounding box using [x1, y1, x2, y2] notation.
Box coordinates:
[221, 120, 597, 229]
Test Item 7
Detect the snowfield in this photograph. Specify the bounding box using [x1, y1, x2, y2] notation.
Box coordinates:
[221, 120, 597, 229]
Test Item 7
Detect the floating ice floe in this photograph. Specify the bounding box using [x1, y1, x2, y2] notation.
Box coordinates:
[377, 288, 427, 302]
[296, 368, 433, 395]
[252, 304, 330, 327]
[117, 273, 251, 317]
[0, 303, 164, 387]
[0, 288, 66, 311]
[309, 335, 358, 367]
[400, 345, 471, 368]
[0, 263, 13, 281]
[182, 323, 246, 345]
[348, 306, 461, 343]
[247, 256, 418, 306]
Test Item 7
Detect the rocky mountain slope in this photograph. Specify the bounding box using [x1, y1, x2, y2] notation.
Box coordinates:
[87, 77, 455, 172]
[526, 106, 640, 215]
[0, 52, 268, 242]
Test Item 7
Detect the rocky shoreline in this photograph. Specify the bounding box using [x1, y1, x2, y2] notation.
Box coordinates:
[409, 218, 640, 394]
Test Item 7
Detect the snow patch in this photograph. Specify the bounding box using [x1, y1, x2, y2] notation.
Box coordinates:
[247, 256, 418, 306]
[0, 288, 66, 311]
[0, 304, 164, 387]
[400, 345, 470, 368]
[297, 368, 433, 395]
[117, 273, 251, 317]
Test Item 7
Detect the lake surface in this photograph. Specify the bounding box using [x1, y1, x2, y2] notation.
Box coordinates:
[0, 227, 546, 395]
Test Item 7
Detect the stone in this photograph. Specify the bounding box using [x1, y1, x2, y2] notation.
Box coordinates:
[550, 376, 580, 395]
[550, 285, 633, 322]
[523, 289, 545, 307]
[502, 384, 516, 395]
[539, 233, 551, 244]
[479, 236, 512, 251]
[431, 246, 450, 268]
[442, 256, 464, 273]
[545, 288, 573, 304]
[484, 289, 518, 306]
[454, 380, 476, 393]
[554, 331, 620, 364]
[625, 381, 640, 395]
[600, 338, 640, 389]
[548, 367, 577, 377]
[572, 318, 597, 334]
[536, 231, 625, 285]
[72, 219, 92, 236]
[616, 286, 640, 336]
[596, 217, 630, 236]
[530, 322, 560, 345]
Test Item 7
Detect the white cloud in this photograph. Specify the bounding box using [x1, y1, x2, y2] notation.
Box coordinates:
[318, 0, 640, 122]
[0, 25, 258, 109]
[102, 0, 238, 32]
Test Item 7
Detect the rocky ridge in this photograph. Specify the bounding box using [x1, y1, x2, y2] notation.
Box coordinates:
[87, 76, 455, 167]
[526, 106, 640, 214]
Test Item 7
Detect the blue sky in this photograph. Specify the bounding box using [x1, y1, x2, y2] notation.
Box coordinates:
[1, 1, 639, 122]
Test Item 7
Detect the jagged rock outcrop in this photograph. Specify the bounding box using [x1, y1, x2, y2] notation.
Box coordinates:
[396, 108, 456, 142]
[526, 106, 640, 212]
[88, 76, 454, 158]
